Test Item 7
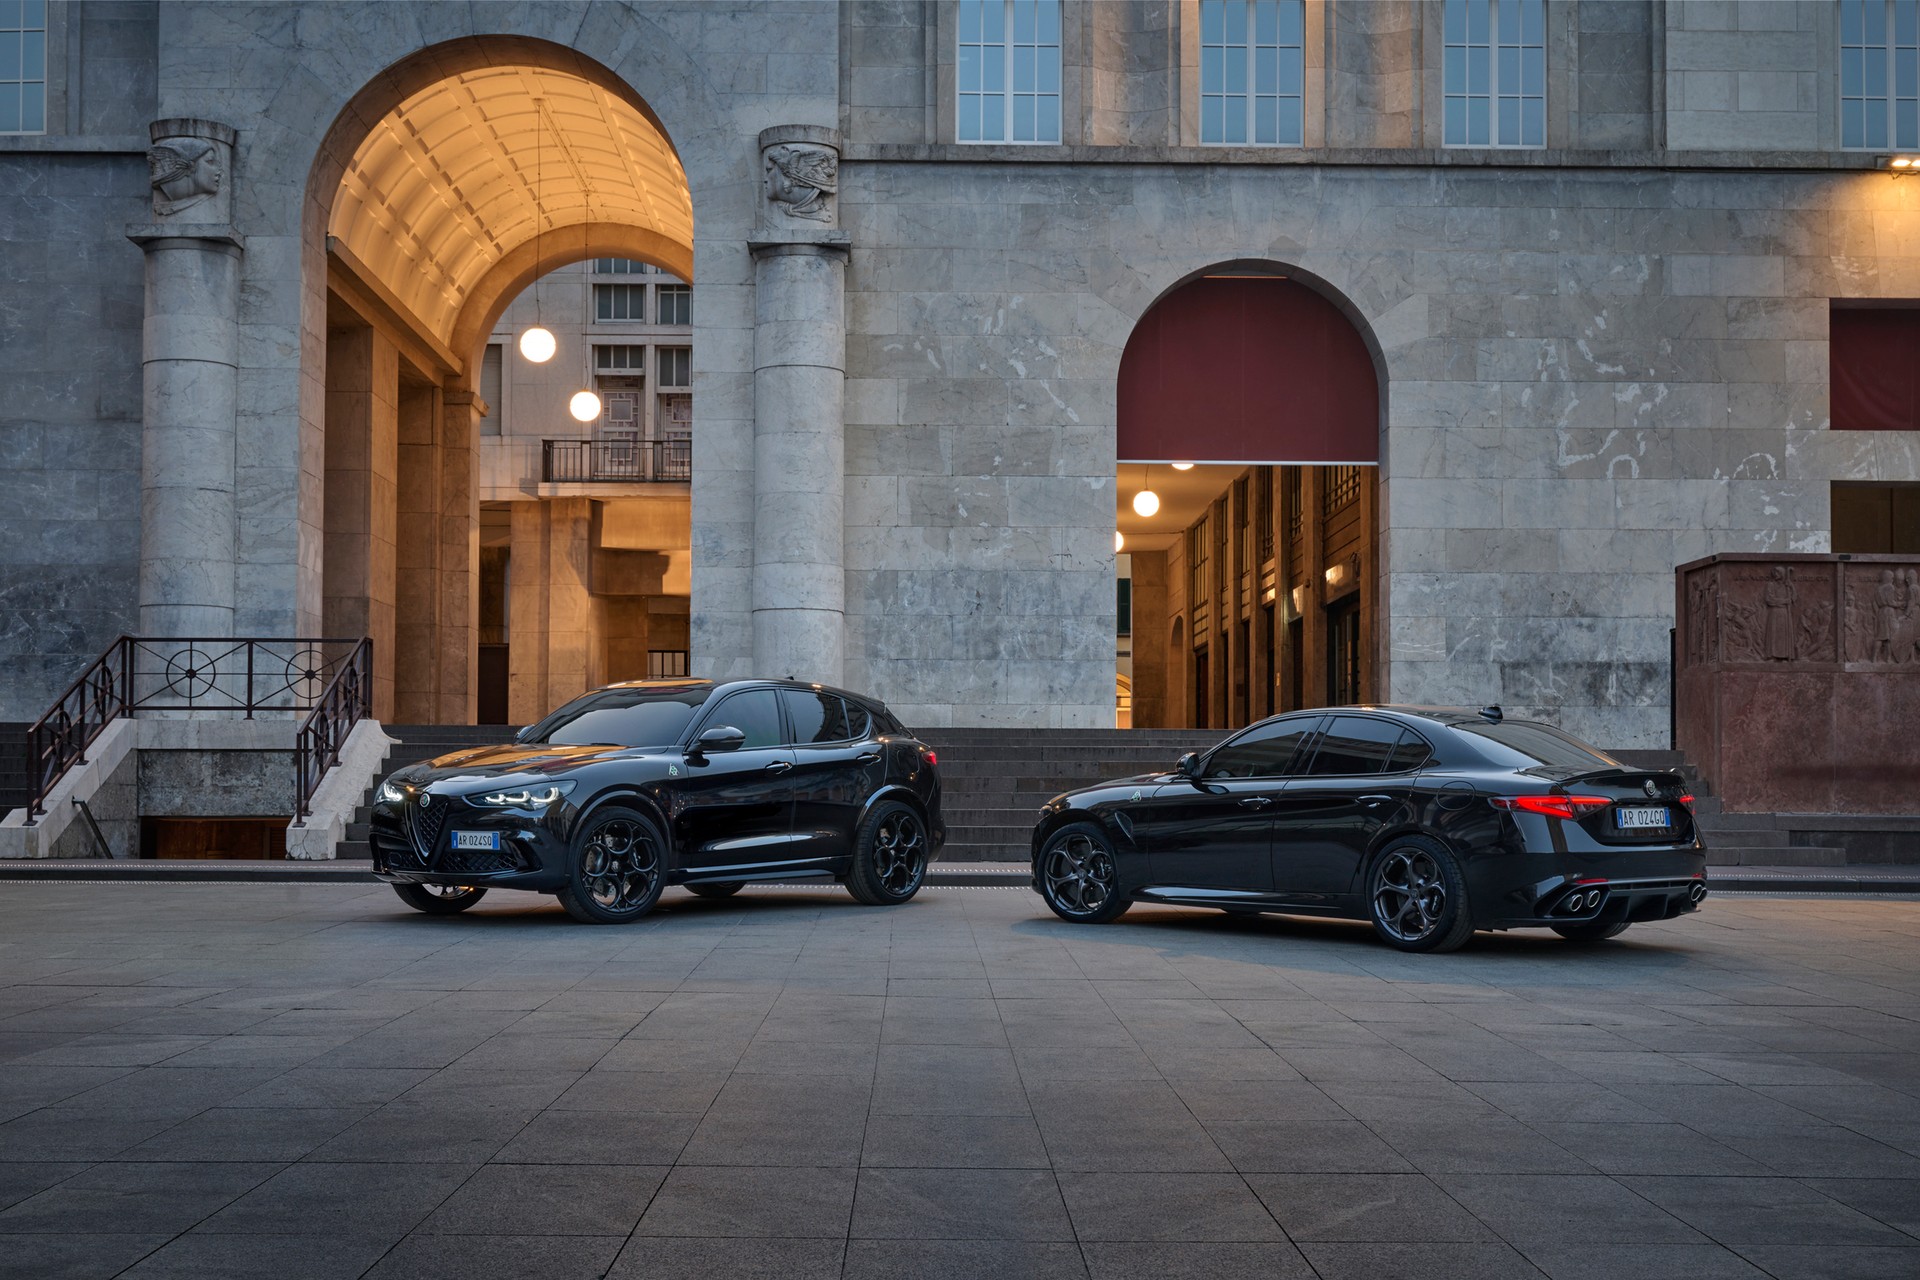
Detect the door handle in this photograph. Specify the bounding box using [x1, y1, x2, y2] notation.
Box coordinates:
[764, 761, 793, 774]
[1357, 794, 1393, 807]
[1239, 796, 1272, 809]
[855, 752, 881, 764]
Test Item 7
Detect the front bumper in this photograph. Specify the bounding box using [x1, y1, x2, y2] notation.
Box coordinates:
[369, 796, 572, 892]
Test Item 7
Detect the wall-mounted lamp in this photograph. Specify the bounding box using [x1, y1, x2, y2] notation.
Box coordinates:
[1324, 563, 1344, 587]
[1171, 462, 1195, 471]
[1289, 585, 1305, 614]
[1114, 530, 1125, 552]
[1880, 154, 1920, 175]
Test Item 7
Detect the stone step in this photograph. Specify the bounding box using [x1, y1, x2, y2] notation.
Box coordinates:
[1705, 845, 1849, 867]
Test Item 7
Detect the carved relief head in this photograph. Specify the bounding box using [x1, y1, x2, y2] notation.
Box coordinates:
[763, 143, 837, 222]
[147, 138, 225, 217]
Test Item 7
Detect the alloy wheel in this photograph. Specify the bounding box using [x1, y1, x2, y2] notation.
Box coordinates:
[579, 818, 660, 914]
[1044, 832, 1116, 916]
[873, 812, 926, 895]
[1371, 847, 1447, 943]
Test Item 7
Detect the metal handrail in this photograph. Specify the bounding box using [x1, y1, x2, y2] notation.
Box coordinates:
[293, 637, 374, 825]
[25, 636, 372, 824]
[542, 437, 691, 483]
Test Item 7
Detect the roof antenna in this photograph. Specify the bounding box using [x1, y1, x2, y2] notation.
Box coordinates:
[1478, 705, 1503, 723]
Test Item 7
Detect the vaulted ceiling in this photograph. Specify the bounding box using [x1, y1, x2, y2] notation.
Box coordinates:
[328, 64, 692, 346]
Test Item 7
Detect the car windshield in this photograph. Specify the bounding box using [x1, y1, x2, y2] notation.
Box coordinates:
[1451, 720, 1618, 772]
[524, 687, 711, 748]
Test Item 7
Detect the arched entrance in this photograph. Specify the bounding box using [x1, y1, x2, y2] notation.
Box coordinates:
[1115, 266, 1385, 729]
[304, 39, 695, 724]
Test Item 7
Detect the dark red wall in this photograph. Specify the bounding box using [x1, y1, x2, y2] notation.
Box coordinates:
[1831, 307, 1920, 431]
[1117, 277, 1380, 463]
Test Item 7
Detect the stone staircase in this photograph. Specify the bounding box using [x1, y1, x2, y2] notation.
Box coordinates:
[333, 724, 519, 860]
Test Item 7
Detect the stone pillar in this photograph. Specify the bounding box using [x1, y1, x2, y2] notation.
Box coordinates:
[393, 381, 441, 723]
[439, 390, 483, 724]
[322, 324, 399, 721]
[128, 119, 242, 637]
[506, 501, 550, 726]
[751, 125, 851, 683]
[1131, 550, 1169, 729]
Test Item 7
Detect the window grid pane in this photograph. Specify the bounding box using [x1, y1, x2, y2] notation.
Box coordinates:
[0, 0, 45, 136]
[1444, 0, 1542, 148]
[1201, 0, 1303, 148]
[656, 285, 691, 326]
[1841, 0, 1920, 151]
[593, 284, 646, 322]
[657, 346, 691, 387]
[959, 0, 1060, 143]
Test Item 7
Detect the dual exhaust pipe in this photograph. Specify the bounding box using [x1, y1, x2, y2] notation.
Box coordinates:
[1555, 878, 1708, 917]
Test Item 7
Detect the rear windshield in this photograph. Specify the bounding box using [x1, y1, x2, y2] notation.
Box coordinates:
[525, 687, 711, 748]
[1450, 721, 1618, 772]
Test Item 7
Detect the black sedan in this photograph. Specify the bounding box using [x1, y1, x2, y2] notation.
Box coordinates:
[1029, 706, 1706, 952]
[370, 678, 943, 923]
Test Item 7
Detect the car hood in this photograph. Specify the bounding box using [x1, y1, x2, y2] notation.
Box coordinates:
[1055, 770, 1176, 802]
[396, 743, 672, 789]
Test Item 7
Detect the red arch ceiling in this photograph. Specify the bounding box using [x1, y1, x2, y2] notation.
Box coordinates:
[1117, 277, 1379, 464]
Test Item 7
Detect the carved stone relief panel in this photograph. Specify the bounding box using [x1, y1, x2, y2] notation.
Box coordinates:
[1717, 564, 1834, 664]
[1844, 563, 1920, 665]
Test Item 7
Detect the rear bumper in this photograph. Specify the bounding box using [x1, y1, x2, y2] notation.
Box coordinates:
[1482, 872, 1710, 931]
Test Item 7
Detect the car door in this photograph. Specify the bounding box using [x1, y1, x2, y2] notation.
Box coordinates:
[672, 687, 801, 873]
[780, 688, 878, 864]
[1137, 715, 1323, 895]
[1272, 716, 1429, 906]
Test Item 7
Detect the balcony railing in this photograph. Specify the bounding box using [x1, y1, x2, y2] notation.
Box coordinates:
[543, 438, 691, 483]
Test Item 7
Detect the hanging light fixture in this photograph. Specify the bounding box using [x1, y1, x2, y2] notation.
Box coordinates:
[1131, 465, 1160, 518]
[569, 390, 603, 422]
[518, 326, 556, 363]
[1171, 462, 1194, 471]
[1114, 530, 1125, 552]
[520, 97, 555, 364]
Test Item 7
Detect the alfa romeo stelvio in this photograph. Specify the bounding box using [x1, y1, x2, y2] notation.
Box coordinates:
[371, 679, 943, 923]
[1030, 706, 1707, 952]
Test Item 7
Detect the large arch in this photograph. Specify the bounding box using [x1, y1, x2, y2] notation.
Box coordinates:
[302, 37, 699, 725]
[1115, 263, 1388, 729]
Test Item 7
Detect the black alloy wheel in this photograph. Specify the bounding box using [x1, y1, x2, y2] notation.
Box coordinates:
[846, 801, 929, 905]
[1367, 836, 1473, 953]
[1552, 921, 1631, 943]
[559, 808, 666, 924]
[1037, 822, 1131, 923]
[392, 883, 488, 915]
[685, 881, 745, 900]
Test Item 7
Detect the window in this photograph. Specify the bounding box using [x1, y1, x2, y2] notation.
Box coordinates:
[1323, 464, 1361, 516]
[1843, 0, 1920, 149]
[657, 346, 690, 387]
[526, 686, 708, 748]
[842, 700, 872, 739]
[1443, 0, 1544, 147]
[594, 344, 647, 372]
[703, 689, 785, 749]
[1205, 716, 1320, 778]
[782, 689, 854, 744]
[1116, 575, 1132, 637]
[594, 284, 647, 322]
[656, 285, 691, 326]
[478, 344, 503, 437]
[1200, 0, 1304, 146]
[1833, 482, 1920, 553]
[593, 258, 654, 275]
[1452, 720, 1617, 771]
[1189, 521, 1209, 607]
[0, 0, 46, 134]
[647, 649, 689, 678]
[957, 0, 1061, 143]
[1302, 715, 1405, 775]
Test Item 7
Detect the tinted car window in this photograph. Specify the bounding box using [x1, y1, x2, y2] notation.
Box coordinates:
[1452, 721, 1616, 771]
[1385, 729, 1433, 773]
[783, 689, 851, 744]
[843, 700, 872, 739]
[530, 687, 709, 748]
[1302, 716, 1405, 776]
[1205, 718, 1319, 779]
[706, 689, 785, 749]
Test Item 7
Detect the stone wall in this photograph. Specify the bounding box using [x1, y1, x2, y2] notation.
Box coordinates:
[1664, 0, 1828, 150]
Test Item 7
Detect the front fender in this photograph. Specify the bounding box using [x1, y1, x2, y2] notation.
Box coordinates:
[573, 784, 678, 868]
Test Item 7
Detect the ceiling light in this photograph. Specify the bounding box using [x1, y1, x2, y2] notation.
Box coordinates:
[1132, 489, 1159, 518]
[1171, 462, 1194, 471]
[519, 326, 556, 363]
[569, 390, 602, 422]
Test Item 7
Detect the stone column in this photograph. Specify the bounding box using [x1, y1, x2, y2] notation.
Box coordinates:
[751, 126, 851, 684]
[128, 119, 242, 637]
[439, 390, 484, 724]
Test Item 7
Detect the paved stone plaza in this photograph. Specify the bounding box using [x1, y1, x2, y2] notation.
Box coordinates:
[0, 884, 1916, 1280]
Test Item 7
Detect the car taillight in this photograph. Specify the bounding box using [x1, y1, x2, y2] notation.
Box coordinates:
[1677, 794, 1695, 810]
[923, 750, 937, 767]
[1491, 795, 1610, 820]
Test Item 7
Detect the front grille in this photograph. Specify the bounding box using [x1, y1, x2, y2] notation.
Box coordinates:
[408, 800, 451, 862]
[372, 829, 422, 869]
[442, 848, 518, 874]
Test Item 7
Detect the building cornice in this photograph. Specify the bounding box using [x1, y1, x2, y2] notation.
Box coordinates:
[841, 142, 1892, 174]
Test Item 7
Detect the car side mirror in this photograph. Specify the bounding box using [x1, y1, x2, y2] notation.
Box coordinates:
[691, 726, 747, 758]
[1176, 751, 1200, 780]
[513, 725, 533, 744]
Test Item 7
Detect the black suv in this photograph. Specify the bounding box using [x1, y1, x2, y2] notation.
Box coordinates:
[370, 678, 944, 923]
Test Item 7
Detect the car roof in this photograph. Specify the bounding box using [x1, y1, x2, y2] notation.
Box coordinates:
[1266, 705, 1531, 728]
[599, 676, 884, 708]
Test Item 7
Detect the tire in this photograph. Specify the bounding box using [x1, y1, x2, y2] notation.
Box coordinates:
[685, 881, 745, 900]
[392, 883, 487, 915]
[1366, 835, 1474, 953]
[1036, 821, 1132, 924]
[557, 807, 667, 924]
[1552, 921, 1631, 943]
[846, 801, 930, 906]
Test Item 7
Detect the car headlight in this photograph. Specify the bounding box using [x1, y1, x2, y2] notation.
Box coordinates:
[476, 780, 576, 808]
[377, 779, 407, 804]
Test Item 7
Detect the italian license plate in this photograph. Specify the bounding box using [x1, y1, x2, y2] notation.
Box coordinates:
[1615, 807, 1670, 830]
[451, 831, 500, 851]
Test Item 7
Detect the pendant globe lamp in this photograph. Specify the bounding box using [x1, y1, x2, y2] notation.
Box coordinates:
[1131, 466, 1160, 519]
[519, 98, 556, 364]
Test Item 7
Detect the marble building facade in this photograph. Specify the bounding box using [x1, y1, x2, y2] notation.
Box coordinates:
[2, 0, 1919, 753]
